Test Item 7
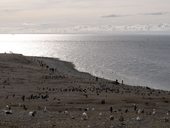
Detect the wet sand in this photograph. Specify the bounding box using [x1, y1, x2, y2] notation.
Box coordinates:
[0, 53, 170, 128]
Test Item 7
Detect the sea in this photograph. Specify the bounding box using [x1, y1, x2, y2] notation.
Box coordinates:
[0, 34, 170, 90]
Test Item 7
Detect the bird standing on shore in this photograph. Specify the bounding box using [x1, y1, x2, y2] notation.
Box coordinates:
[82, 112, 88, 120]
[110, 106, 113, 113]
[44, 106, 47, 112]
[152, 109, 156, 115]
[29, 111, 36, 117]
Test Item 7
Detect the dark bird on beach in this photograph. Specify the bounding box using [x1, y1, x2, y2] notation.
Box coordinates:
[110, 106, 113, 113]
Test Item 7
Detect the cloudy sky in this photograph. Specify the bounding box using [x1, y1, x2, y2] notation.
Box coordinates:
[0, 0, 170, 33]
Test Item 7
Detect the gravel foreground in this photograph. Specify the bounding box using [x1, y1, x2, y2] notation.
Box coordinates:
[0, 53, 170, 128]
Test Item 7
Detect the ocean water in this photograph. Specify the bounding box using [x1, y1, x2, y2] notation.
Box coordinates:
[0, 34, 170, 90]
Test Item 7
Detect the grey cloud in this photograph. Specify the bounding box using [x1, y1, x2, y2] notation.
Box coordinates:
[0, 9, 22, 13]
[0, 0, 63, 13]
[102, 14, 129, 18]
[102, 12, 169, 18]
[142, 12, 168, 16]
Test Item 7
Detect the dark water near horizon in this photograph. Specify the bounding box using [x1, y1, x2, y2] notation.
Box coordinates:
[0, 34, 170, 90]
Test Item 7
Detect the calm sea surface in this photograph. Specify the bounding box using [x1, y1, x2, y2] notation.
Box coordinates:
[0, 34, 170, 90]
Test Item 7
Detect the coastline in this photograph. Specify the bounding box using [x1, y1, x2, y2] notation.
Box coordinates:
[0, 53, 169, 128]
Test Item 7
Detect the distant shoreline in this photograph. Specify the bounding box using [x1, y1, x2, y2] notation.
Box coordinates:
[1, 52, 168, 92]
[27, 54, 170, 92]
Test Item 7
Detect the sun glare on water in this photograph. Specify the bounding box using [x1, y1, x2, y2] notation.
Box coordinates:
[0, 34, 50, 55]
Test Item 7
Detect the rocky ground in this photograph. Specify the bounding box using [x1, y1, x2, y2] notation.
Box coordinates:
[0, 53, 170, 128]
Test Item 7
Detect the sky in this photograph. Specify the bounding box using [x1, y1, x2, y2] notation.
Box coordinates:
[0, 0, 170, 33]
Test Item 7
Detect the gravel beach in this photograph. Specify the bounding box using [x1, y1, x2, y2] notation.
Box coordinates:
[0, 53, 170, 128]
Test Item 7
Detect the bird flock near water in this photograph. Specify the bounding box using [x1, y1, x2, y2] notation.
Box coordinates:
[0, 57, 170, 127]
[2, 103, 169, 125]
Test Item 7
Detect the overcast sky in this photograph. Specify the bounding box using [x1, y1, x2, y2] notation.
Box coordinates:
[0, 0, 170, 33]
